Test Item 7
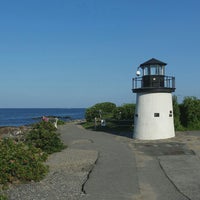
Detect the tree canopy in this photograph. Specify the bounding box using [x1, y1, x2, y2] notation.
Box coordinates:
[85, 102, 135, 122]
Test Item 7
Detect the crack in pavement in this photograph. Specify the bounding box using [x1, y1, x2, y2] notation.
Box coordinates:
[157, 157, 191, 200]
[81, 152, 99, 195]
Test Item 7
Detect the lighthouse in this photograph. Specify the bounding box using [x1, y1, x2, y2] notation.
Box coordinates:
[132, 58, 176, 140]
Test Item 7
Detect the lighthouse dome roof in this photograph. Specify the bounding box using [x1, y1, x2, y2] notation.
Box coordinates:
[140, 58, 167, 68]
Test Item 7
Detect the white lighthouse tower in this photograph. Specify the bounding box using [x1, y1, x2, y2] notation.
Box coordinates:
[132, 58, 176, 140]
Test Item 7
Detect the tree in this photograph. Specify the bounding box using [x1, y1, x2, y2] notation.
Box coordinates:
[122, 104, 135, 120]
[85, 102, 116, 122]
[172, 95, 183, 131]
[85, 106, 99, 122]
[180, 96, 200, 129]
[112, 106, 123, 120]
[113, 104, 135, 120]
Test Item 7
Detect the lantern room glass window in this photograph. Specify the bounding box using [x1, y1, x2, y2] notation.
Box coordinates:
[143, 65, 165, 76]
[158, 66, 165, 75]
[143, 67, 150, 75]
[151, 66, 157, 75]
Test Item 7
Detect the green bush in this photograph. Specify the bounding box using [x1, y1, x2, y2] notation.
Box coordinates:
[25, 121, 65, 154]
[112, 107, 122, 120]
[85, 106, 99, 122]
[113, 104, 135, 120]
[0, 138, 48, 187]
[85, 102, 116, 122]
[173, 96, 184, 131]
[32, 120, 57, 132]
[180, 96, 200, 130]
[57, 119, 65, 125]
[0, 194, 7, 200]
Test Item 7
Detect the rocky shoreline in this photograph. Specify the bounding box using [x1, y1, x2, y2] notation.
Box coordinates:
[0, 119, 85, 140]
[0, 126, 31, 140]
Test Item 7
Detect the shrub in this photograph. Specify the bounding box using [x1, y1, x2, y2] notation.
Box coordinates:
[85, 102, 116, 122]
[32, 121, 57, 132]
[112, 106, 123, 120]
[85, 107, 99, 122]
[0, 194, 7, 200]
[25, 121, 65, 154]
[0, 138, 48, 187]
[113, 104, 135, 120]
[180, 96, 200, 130]
[172, 95, 184, 131]
[122, 104, 135, 120]
[94, 102, 116, 113]
[57, 119, 65, 125]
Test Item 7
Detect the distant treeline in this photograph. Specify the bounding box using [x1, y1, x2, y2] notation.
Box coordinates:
[85, 96, 200, 131]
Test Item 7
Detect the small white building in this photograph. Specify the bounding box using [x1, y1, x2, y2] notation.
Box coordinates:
[132, 58, 176, 140]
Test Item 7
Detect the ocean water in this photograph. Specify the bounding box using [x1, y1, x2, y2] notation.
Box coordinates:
[0, 108, 86, 127]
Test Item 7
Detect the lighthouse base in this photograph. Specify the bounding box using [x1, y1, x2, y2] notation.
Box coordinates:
[133, 92, 175, 140]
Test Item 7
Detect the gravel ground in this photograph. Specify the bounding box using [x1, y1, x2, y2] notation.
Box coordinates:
[6, 148, 98, 200]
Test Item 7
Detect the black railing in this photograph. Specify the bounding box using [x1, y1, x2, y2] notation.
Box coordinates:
[132, 75, 175, 92]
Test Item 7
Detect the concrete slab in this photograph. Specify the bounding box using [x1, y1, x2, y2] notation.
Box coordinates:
[159, 155, 200, 200]
[130, 144, 188, 200]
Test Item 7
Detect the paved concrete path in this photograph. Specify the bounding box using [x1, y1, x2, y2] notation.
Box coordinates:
[128, 131, 200, 200]
[59, 123, 200, 200]
[59, 123, 140, 200]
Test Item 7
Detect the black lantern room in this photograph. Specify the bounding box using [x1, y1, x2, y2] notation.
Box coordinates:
[132, 58, 175, 93]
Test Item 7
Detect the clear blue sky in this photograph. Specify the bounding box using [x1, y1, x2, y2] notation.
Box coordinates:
[0, 0, 200, 108]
